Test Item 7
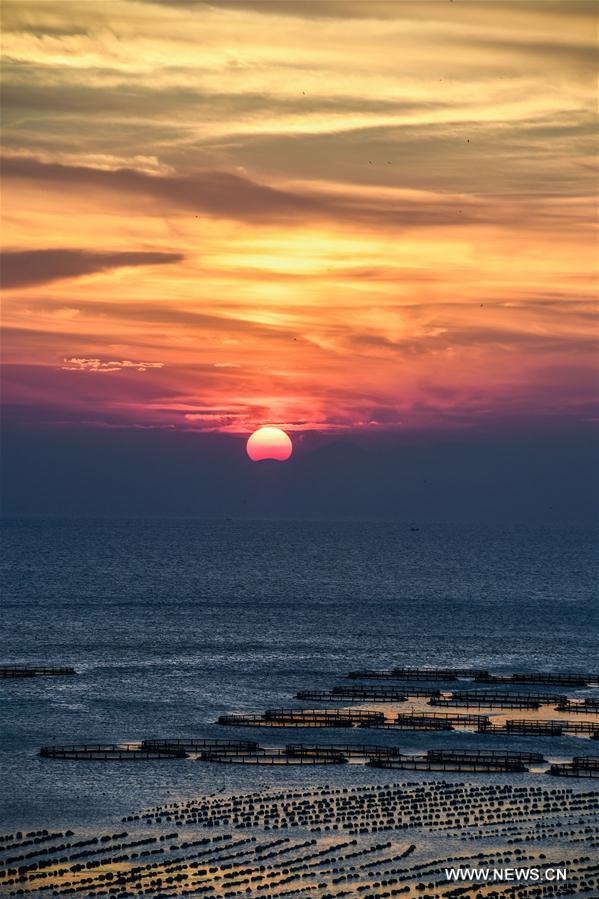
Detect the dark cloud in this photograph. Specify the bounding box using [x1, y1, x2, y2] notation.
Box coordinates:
[1, 154, 487, 228]
[1, 248, 184, 288]
[2, 155, 323, 222]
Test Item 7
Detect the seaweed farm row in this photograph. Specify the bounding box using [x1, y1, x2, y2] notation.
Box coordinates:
[6, 780, 598, 899]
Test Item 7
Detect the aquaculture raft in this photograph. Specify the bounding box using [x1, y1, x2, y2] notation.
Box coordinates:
[426, 749, 545, 764]
[284, 742, 402, 759]
[39, 743, 187, 760]
[556, 699, 599, 714]
[548, 757, 599, 778]
[199, 749, 348, 766]
[369, 757, 528, 773]
[0, 665, 76, 678]
[141, 738, 258, 752]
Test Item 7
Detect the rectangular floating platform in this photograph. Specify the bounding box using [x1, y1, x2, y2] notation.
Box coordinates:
[1, 666, 76, 678]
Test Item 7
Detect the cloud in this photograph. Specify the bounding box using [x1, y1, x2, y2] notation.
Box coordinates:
[61, 357, 164, 372]
[1, 248, 184, 288]
[2, 154, 490, 228]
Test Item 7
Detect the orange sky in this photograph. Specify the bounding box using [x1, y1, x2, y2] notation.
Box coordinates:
[1, 0, 596, 435]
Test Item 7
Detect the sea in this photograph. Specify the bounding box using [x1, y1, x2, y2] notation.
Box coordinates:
[1, 517, 598, 832]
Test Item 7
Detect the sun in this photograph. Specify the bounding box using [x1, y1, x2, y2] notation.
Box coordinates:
[246, 427, 293, 462]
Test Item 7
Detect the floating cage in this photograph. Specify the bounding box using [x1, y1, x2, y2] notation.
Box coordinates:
[1, 665, 76, 678]
[391, 667, 489, 679]
[284, 742, 402, 759]
[218, 713, 355, 729]
[561, 721, 599, 735]
[548, 763, 599, 779]
[426, 749, 545, 764]
[141, 738, 258, 752]
[556, 699, 599, 714]
[263, 707, 386, 723]
[431, 696, 541, 710]
[199, 749, 347, 766]
[476, 672, 594, 687]
[360, 715, 453, 731]
[571, 756, 599, 771]
[369, 757, 527, 773]
[479, 720, 565, 737]
[39, 743, 187, 760]
[333, 685, 439, 699]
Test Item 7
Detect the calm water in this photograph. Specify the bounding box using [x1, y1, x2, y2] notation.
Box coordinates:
[1, 518, 598, 831]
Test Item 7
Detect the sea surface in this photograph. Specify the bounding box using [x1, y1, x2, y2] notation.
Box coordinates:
[1, 518, 598, 832]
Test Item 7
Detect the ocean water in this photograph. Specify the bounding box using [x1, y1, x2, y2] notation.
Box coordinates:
[1, 518, 598, 831]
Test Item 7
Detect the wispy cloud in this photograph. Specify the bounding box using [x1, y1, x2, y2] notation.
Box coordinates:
[61, 357, 164, 372]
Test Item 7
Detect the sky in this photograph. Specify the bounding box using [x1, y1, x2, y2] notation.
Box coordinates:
[1, 0, 597, 519]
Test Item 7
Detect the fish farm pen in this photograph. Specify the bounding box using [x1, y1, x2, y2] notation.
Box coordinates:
[199, 750, 348, 766]
[477, 672, 599, 687]
[557, 699, 599, 714]
[347, 667, 489, 681]
[262, 708, 386, 724]
[346, 667, 599, 685]
[431, 695, 541, 709]
[549, 760, 599, 779]
[141, 738, 259, 752]
[443, 690, 566, 703]
[217, 713, 356, 728]
[296, 686, 439, 700]
[557, 720, 599, 735]
[284, 743, 402, 759]
[392, 667, 490, 679]
[425, 749, 545, 764]
[479, 721, 567, 736]
[358, 711, 490, 731]
[396, 712, 489, 727]
[572, 757, 599, 770]
[360, 719, 452, 731]
[0, 665, 76, 678]
[39, 744, 187, 760]
[333, 686, 441, 699]
[369, 757, 528, 773]
[480, 718, 599, 737]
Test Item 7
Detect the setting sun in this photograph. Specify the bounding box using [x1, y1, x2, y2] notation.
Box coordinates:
[246, 427, 293, 462]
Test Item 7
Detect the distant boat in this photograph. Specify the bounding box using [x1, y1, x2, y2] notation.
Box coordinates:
[409, 526, 420, 532]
